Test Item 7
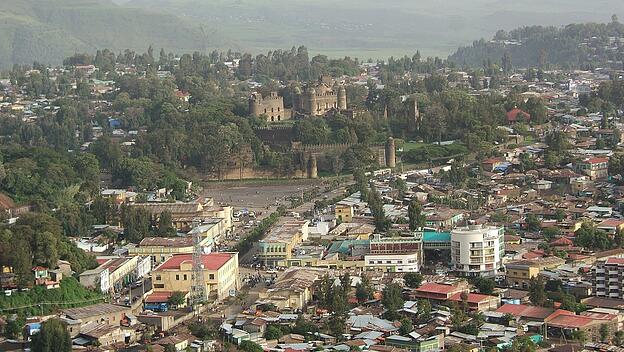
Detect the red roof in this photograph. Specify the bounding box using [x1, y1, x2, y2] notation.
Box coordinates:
[545, 309, 595, 328]
[606, 257, 624, 265]
[416, 282, 459, 295]
[154, 253, 235, 271]
[523, 250, 545, 260]
[496, 304, 554, 320]
[31, 266, 47, 271]
[506, 108, 531, 123]
[597, 219, 624, 228]
[145, 291, 187, 303]
[449, 292, 496, 304]
[586, 158, 608, 164]
[550, 237, 574, 247]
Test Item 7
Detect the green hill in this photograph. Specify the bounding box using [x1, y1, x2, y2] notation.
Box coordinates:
[123, 0, 624, 59]
[449, 20, 624, 69]
[0, 0, 208, 68]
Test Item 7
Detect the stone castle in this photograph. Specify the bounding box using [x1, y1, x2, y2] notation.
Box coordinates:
[248, 77, 348, 122]
[291, 83, 347, 117]
[249, 91, 291, 122]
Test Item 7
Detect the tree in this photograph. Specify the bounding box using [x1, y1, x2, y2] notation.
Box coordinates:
[31, 318, 72, 352]
[571, 330, 587, 345]
[450, 303, 467, 330]
[265, 325, 283, 340]
[614, 330, 624, 346]
[600, 323, 610, 343]
[473, 277, 496, 295]
[399, 317, 414, 335]
[502, 52, 513, 74]
[368, 185, 389, 232]
[404, 272, 423, 288]
[408, 200, 426, 231]
[157, 211, 176, 237]
[509, 335, 537, 352]
[122, 206, 152, 243]
[529, 276, 546, 307]
[355, 276, 373, 303]
[525, 214, 541, 232]
[326, 315, 346, 338]
[4, 316, 25, 339]
[417, 299, 432, 323]
[239, 341, 263, 352]
[167, 291, 186, 308]
[382, 283, 404, 321]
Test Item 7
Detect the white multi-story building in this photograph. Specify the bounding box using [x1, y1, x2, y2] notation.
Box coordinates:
[451, 224, 504, 277]
[364, 253, 421, 273]
[594, 257, 624, 299]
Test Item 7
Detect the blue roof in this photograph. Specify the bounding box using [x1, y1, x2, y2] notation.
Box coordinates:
[423, 231, 451, 242]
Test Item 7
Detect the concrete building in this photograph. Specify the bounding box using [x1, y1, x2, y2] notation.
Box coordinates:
[370, 233, 423, 255]
[61, 303, 133, 327]
[79, 256, 141, 293]
[258, 219, 309, 266]
[364, 252, 421, 272]
[451, 224, 505, 277]
[128, 235, 213, 264]
[506, 257, 566, 289]
[334, 203, 354, 223]
[257, 267, 325, 311]
[129, 200, 233, 232]
[594, 257, 624, 299]
[575, 157, 609, 180]
[152, 252, 239, 301]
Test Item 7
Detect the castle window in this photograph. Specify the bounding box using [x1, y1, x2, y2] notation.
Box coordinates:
[271, 108, 274, 112]
[277, 107, 280, 112]
[264, 108, 267, 113]
[271, 116, 274, 122]
[277, 115, 281, 121]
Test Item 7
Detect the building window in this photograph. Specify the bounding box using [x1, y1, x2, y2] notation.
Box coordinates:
[155, 275, 161, 281]
[209, 274, 215, 280]
[176, 275, 180, 280]
[184, 274, 187, 280]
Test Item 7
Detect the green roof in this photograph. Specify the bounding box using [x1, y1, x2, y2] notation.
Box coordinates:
[327, 240, 370, 254]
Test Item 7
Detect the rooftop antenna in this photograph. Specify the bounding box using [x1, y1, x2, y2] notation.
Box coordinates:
[190, 231, 207, 315]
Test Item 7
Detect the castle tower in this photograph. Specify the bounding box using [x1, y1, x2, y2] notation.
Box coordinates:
[249, 93, 261, 117]
[308, 153, 318, 179]
[408, 97, 421, 132]
[385, 137, 396, 168]
[337, 86, 347, 110]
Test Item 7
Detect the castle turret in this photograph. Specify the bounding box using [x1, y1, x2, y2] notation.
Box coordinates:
[307, 153, 318, 179]
[338, 86, 347, 110]
[385, 137, 396, 168]
[249, 92, 262, 117]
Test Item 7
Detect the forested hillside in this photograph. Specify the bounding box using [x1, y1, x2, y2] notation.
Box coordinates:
[0, 0, 207, 68]
[2, 0, 623, 68]
[449, 18, 624, 69]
